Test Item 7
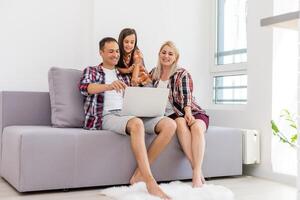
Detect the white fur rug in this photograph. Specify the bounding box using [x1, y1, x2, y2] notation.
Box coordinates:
[101, 181, 234, 200]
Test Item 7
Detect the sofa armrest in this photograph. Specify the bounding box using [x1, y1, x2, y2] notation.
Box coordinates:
[0, 91, 52, 174]
[0, 91, 51, 131]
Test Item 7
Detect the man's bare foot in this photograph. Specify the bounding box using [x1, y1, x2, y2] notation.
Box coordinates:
[129, 169, 144, 185]
[146, 178, 171, 200]
[192, 171, 205, 188]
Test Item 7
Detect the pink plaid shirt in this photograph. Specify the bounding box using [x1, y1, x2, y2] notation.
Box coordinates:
[151, 67, 206, 116]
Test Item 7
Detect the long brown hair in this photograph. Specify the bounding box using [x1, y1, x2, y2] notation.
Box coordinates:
[117, 28, 138, 68]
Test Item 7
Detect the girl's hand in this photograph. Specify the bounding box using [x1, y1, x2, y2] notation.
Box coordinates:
[131, 78, 139, 86]
[131, 64, 140, 86]
[128, 65, 135, 73]
[134, 49, 143, 59]
[139, 72, 152, 85]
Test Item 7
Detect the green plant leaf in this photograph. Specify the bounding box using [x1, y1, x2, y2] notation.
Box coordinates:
[271, 120, 279, 133]
[291, 134, 298, 143]
[290, 124, 297, 129]
[285, 118, 294, 122]
[271, 109, 298, 148]
[280, 109, 288, 117]
[282, 109, 290, 115]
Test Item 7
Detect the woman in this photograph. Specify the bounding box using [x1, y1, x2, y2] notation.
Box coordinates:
[150, 41, 209, 187]
[116, 28, 151, 86]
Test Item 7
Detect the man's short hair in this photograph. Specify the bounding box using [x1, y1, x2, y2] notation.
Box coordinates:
[99, 37, 118, 51]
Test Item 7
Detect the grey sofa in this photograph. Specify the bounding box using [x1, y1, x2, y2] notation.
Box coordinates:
[0, 91, 243, 192]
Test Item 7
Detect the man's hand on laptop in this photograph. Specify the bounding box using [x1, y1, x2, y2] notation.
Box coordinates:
[109, 80, 127, 93]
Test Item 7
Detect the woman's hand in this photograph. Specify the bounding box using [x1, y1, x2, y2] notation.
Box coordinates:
[184, 106, 196, 127]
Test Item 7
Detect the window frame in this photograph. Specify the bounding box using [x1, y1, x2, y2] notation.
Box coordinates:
[209, 0, 248, 108]
[213, 73, 248, 105]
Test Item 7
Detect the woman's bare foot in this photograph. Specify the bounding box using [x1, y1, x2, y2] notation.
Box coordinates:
[129, 169, 144, 185]
[192, 170, 205, 188]
[201, 175, 206, 184]
[146, 178, 171, 200]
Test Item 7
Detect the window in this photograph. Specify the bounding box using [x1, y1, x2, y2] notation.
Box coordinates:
[216, 0, 248, 65]
[213, 74, 247, 104]
[212, 0, 248, 105]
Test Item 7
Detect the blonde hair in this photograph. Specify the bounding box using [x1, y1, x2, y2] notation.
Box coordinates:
[152, 41, 180, 81]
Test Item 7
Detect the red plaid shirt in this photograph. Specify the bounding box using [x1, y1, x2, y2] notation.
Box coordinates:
[151, 68, 206, 116]
[79, 64, 131, 130]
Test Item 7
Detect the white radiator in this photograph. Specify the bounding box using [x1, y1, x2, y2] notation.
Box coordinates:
[242, 129, 260, 164]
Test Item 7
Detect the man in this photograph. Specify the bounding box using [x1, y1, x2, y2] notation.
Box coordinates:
[79, 37, 176, 200]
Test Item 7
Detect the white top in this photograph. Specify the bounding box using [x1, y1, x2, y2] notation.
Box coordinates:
[157, 80, 174, 116]
[157, 80, 169, 88]
[102, 67, 123, 113]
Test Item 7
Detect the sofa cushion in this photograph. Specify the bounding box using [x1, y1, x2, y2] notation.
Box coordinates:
[48, 67, 84, 127]
[0, 125, 242, 192]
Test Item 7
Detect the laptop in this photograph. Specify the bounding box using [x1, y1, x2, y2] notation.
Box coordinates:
[121, 87, 169, 117]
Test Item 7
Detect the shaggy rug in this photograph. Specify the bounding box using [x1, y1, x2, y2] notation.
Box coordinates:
[101, 181, 234, 200]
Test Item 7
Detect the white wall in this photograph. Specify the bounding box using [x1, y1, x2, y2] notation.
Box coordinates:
[0, 0, 210, 106]
[298, 0, 300, 198]
[274, 0, 299, 15]
[0, 0, 93, 91]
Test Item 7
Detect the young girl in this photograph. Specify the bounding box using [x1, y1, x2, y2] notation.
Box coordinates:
[116, 28, 151, 86]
